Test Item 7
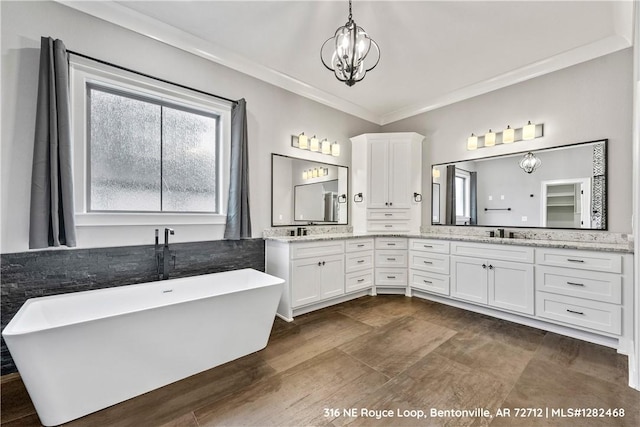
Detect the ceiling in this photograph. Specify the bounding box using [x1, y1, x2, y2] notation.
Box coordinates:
[63, 1, 633, 125]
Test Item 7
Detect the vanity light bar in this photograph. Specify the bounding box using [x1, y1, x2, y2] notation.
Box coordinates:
[291, 133, 341, 157]
[467, 122, 543, 150]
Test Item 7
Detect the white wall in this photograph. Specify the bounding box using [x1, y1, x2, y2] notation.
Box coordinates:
[0, 0, 379, 253]
[383, 49, 634, 233]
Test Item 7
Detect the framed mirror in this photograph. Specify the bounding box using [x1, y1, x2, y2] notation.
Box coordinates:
[271, 153, 348, 226]
[431, 140, 607, 230]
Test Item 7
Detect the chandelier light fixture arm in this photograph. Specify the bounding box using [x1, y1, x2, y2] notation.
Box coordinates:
[320, 0, 380, 86]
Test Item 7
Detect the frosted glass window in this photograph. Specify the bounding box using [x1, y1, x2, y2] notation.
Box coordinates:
[88, 86, 219, 213]
[162, 107, 217, 212]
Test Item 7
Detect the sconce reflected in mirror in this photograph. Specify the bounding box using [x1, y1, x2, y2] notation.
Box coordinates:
[519, 152, 541, 174]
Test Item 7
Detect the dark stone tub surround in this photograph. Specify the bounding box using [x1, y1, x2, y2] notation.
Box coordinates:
[0, 239, 265, 375]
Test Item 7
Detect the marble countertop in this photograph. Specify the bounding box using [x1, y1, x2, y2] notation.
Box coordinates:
[264, 233, 634, 253]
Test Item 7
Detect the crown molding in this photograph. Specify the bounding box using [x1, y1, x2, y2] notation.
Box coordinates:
[380, 33, 632, 126]
[56, 1, 632, 127]
[55, 0, 381, 125]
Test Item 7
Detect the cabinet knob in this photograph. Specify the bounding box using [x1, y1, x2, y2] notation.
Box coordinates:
[389, 202, 393, 206]
[322, 261, 326, 266]
[488, 265, 494, 270]
[482, 264, 487, 269]
[318, 262, 322, 266]
[385, 202, 389, 206]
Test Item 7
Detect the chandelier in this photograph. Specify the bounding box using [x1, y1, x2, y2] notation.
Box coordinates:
[519, 152, 542, 174]
[320, 0, 380, 86]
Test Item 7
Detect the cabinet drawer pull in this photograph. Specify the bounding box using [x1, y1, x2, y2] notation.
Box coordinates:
[567, 258, 585, 263]
[423, 245, 433, 248]
[387, 243, 396, 246]
[423, 279, 432, 284]
[387, 257, 396, 261]
[357, 260, 365, 263]
[357, 278, 365, 283]
[423, 261, 433, 264]
[567, 281, 585, 287]
[566, 309, 584, 315]
[384, 213, 393, 216]
[357, 244, 365, 247]
[387, 275, 396, 279]
[384, 225, 393, 228]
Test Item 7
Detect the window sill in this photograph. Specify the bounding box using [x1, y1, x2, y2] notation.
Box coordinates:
[75, 212, 227, 227]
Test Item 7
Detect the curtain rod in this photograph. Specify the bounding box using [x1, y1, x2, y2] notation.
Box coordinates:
[67, 50, 238, 105]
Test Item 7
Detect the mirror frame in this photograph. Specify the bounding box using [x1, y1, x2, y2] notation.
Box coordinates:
[430, 139, 608, 230]
[271, 153, 349, 227]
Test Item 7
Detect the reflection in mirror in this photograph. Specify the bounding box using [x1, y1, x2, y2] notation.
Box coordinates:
[272, 154, 348, 226]
[431, 140, 606, 229]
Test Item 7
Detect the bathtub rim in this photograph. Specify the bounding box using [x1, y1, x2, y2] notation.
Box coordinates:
[2, 268, 284, 337]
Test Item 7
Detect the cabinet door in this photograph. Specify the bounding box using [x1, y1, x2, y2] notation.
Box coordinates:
[367, 141, 389, 208]
[290, 258, 322, 308]
[388, 139, 412, 209]
[320, 254, 345, 299]
[488, 260, 534, 315]
[451, 256, 487, 304]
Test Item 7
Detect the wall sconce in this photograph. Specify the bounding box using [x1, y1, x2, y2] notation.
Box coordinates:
[502, 125, 515, 144]
[519, 152, 541, 173]
[466, 121, 543, 150]
[292, 134, 341, 157]
[484, 129, 496, 147]
[467, 133, 478, 150]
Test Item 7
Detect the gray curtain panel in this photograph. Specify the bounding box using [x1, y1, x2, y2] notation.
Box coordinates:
[445, 165, 456, 225]
[469, 171, 478, 225]
[224, 98, 252, 240]
[29, 37, 77, 249]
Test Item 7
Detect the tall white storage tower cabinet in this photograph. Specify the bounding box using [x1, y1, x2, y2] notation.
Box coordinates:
[350, 133, 424, 234]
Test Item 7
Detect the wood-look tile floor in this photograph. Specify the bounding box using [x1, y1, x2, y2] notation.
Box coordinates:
[2, 296, 638, 426]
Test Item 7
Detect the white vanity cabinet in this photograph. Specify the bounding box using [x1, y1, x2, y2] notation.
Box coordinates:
[350, 133, 424, 234]
[534, 248, 627, 336]
[266, 239, 347, 320]
[450, 242, 535, 315]
[409, 239, 450, 295]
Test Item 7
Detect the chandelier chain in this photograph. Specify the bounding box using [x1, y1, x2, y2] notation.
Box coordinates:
[348, 0, 352, 22]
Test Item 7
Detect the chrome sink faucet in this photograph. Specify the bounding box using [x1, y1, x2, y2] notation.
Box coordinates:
[155, 228, 176, 280]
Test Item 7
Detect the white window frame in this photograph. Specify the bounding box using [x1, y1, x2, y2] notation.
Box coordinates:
[69, 56, 231, 227]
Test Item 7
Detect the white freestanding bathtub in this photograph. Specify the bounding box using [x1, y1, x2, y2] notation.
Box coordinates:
[2, 268, 284, 426]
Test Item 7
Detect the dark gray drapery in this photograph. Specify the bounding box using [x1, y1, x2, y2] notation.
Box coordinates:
[29, 37, 77, 249]
[469, 171, 478, 225]
[224, 98, 252, 240]
[445, 165, 456, 225]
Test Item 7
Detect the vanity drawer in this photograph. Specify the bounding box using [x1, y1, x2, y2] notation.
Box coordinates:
[410, 253, 449, 275]
[451, 241, 534, 263]
[368, 221, 410, 233]
[346, 270, 373, 292]
[409, 239, 450, 254]
[536, 266, 621, 304]
[345, 238, 374, 252]
[290, 240, 345, 259]
[375, 237, 408, 250]
[367, 209, 410, 220]
[410, 270, 449, 296]
[345, 251, 374, 273]
[375, 250, 408, 267]
[375, 268, 408, 287]
[535, 249, 622, 273]
[536, 292, 621, 335]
